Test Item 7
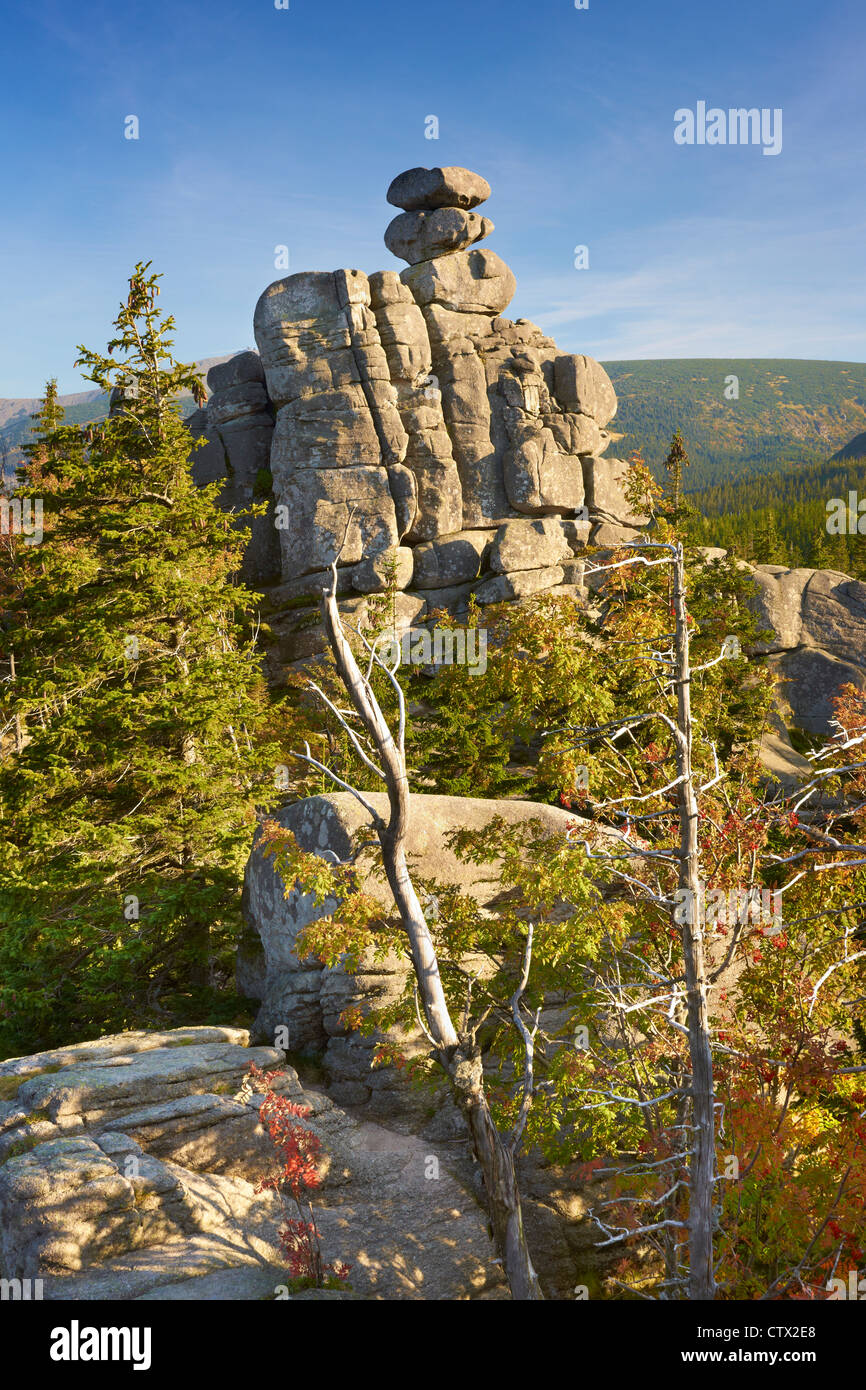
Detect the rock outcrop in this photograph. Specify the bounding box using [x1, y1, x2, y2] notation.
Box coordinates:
[239, 791, 622, 1117]
[744, 564, 866, 734]
[191, 165, 640, 667]
[187, 351, 280, 586]
[185, 167, 866, 735]
[0, 1022, 617, 1300]
[0, 1026, 509, 1300]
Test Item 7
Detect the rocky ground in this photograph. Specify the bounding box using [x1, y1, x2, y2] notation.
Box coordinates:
[0, 1022, 617, 1300]
[0, 1026, 524, 1300]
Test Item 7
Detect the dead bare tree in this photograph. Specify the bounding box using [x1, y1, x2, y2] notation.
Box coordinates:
[558, 540, 719, 1299]
[288, 551, 543, 1300]
[554, 539, 866, 1301]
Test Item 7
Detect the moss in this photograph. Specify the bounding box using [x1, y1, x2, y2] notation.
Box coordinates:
[283, 1050, 329, 1087]
[0, 1065, 62, 1101]
[0, 1135, 43, 1164]
[253, 468, 273, 499]
[269, 595, 319, 614]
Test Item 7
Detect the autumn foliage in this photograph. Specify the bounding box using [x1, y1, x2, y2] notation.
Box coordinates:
[246, 1062, 350, 1290]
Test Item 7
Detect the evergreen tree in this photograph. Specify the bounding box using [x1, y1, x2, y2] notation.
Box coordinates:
[27, 376, 62, 441]
[663, 427, 692, 519]
[752, 510, 788, 565]
[0, 264, 280, 1053]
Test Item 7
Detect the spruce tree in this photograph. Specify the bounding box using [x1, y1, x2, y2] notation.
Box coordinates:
[752, 510, 787, 565]
[663, 427, 691, 519]
[28, 376, 62, 439]
[0, 264, 280, 1053]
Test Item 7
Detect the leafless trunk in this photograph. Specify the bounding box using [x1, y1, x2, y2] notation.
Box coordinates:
[671, 542, 716, 1300]
[316, 585, 543, 1300]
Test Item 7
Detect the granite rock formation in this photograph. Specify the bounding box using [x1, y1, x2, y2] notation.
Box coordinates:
[239, 792, 599, 1110]
[187, 167, 865, 742]
[744, 565, 866, 734]
[192, 165, 637, 664]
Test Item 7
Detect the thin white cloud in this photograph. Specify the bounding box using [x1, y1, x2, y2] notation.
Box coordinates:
[509, 213, 866, 361]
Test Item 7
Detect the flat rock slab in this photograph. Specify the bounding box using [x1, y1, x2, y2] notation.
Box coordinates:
[40, 1238, 286, 1302]
[133, 1263, 290, 1301]
[0, 1027, 250, 1090]
[12, 1042, 284, 1123]
[312, 1192, 502, 1300]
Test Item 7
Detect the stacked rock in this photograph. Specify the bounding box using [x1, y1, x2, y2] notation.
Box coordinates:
[384, 166, 495, 265]
[189, 165, 646, 666]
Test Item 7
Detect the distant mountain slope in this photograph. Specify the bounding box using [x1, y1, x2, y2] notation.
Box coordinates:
[830, 430, 866, 461]
[602, 359, 866, 490]
[0, 353, 244, 476]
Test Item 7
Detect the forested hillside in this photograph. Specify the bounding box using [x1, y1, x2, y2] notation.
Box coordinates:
[604, 359, 866, 489]
[683, 455, 866, 576]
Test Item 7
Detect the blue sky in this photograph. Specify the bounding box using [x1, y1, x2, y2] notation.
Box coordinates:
[1, 0, 864, 395]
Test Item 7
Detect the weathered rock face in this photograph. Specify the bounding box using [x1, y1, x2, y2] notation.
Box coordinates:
[187, 165, 639, 665]
[386, 165, 492, 212]
[186, 164, 866, 740]
[240, 792, 586, 1094]
[188, 350, 280, 586]
[0, 1019, 621, 1300]
[744, 565, 866, 734]
[384, 208, 495, 264]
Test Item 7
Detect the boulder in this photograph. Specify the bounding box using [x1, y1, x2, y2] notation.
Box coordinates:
[553, 355, 617, 428]
[488, 518, 572, 574]
[385, 208, 494, 264]
[502, 405, 587, 515]
[276, 465, 400, 579]
[746, 566, 812, 651]
[411, 530, 491, 588]
[401, 248, 517, 315]
[349, 545, 414, 594]
[770, 647, 866, 734]
[206, 380, 270, 428]
[582, 456, 647, 528]
[207, 351, 265, 393]
[800, 571, 866, 666]
[386, 165, 492, 212]
[473, 565, 565, 604]
[589, 521, 644, 548]
[242, 791, 584, 1051]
